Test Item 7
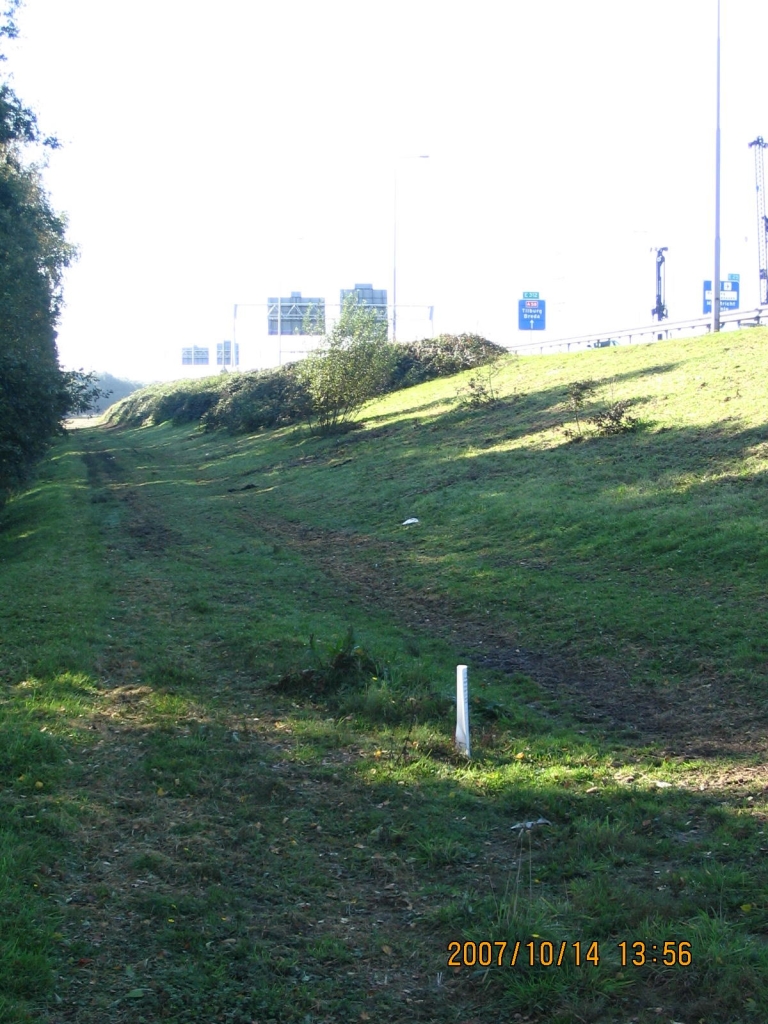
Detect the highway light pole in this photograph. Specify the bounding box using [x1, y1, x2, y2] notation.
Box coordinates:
[713, 0, 722, 332]
[393, 155, 429, 342]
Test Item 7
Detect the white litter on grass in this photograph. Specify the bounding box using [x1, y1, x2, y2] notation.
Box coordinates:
[402, 518, 419, 526]
[510, 817, 552, 831]
[654, 780, 673, 788]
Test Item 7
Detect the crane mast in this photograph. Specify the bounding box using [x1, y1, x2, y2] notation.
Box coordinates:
[749, 136, 768, 306]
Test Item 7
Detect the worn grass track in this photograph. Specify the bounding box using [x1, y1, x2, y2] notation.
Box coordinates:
[2, 328, 768, 1023]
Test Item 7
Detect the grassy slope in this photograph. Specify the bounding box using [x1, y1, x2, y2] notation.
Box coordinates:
[1, 328, 768, 1023]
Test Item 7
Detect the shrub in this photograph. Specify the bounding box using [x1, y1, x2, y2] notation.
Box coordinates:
[156, 386, 219, 426]
[455, 358, 504, 408]
[295, 297, 396, 435]
[104, 331, 509, 436]
[200, 366, 310, 433]
[388, 333, 507, 390]
[589, 400, 639, 436]
[105, 379, 218, 428]
[275, 628, 379, 697]
[562, 379, 599, 440]
[274, 629, 450, 725]
[561, 379, 640, 440]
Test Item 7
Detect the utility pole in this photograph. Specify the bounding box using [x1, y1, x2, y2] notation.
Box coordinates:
[713, 0, 722, 331]
[748, 136, 768, 305]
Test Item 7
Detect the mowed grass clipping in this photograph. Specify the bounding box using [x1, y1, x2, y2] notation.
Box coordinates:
[0, 327, 767, 1023]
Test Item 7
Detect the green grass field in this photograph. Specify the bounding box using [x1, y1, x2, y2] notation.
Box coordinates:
[2, 328, 768, 1023]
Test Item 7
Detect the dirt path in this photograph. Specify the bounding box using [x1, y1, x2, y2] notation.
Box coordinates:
[249, 516, 768, 761]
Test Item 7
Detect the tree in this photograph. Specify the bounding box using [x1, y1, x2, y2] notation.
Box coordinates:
[0, 0, 77, 501]
[59, 370, 112, 417]
[84, 372, 143, 415]
[295, 296, 396, 435]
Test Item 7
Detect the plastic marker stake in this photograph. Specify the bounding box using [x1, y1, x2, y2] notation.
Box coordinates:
[455, 665, 470, 757]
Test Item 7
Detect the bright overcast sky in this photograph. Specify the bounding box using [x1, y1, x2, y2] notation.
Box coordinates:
[6, 0, 768, 381]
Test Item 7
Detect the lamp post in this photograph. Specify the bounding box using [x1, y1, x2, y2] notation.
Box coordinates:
[393, 155, 429, 342]
[713, 0, 722, 332]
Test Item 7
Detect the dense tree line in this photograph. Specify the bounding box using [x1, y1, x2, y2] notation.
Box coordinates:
[0, 1, 92, 504]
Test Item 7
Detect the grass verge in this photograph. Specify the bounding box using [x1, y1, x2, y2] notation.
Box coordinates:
[1, 328, 768, 1022]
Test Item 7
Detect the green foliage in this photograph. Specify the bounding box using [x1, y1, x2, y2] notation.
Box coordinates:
[0, 4, 75, 502]
[588, 398, 639, 436]
[107, 367, 312, 434]
[105, 378, 219, 428]
[295, 296, 396, 434]
[300, 301, 325, 335]
[155, 385, 219, 426]
[200, 365, 310, 433]
[388, 333, 507, 389]
[59, 369, 111, 417]
[276, 627, 379, 696]
[562, 379, 640, 440]
[0, 156, 76, 498]
[456, 356, 504, 408]
[562, 378, 599, 439]
[275, 628, 449, 725]
[85, 372, 143, 415]
[105, 332, 509, 437]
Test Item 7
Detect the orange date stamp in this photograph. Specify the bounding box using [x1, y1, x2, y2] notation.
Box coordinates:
[447, 939, 692, 968]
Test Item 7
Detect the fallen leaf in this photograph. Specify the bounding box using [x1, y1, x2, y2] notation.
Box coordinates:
[381, 944, 392, 955]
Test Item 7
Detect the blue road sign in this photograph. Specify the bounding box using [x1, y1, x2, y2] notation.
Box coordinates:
[703, 279, 739, 314]
[519, 298, 546, 331]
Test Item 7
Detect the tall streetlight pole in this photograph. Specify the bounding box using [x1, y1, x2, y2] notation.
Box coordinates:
[713, 0, 722, 332]
[393, 155, 429, 342]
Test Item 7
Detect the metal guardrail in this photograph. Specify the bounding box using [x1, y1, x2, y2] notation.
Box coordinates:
[506, 305, 768, 357]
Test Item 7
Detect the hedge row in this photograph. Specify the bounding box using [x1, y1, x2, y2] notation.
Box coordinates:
[106, 334, 507, 434]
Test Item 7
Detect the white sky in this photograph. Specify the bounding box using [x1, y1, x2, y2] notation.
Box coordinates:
[6, 0, 768, 381]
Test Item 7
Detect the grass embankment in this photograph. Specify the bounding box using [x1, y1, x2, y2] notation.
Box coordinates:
[2, 328, 768, 1023]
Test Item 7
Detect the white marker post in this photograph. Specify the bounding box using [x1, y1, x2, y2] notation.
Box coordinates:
[455, 665, 470, 758]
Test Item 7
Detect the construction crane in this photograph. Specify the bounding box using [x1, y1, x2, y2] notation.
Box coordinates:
[748, 136, 768, 306]
[652, 247, 668, 321]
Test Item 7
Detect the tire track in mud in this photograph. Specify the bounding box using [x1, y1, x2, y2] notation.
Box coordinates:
[244, 513, 768, 758]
